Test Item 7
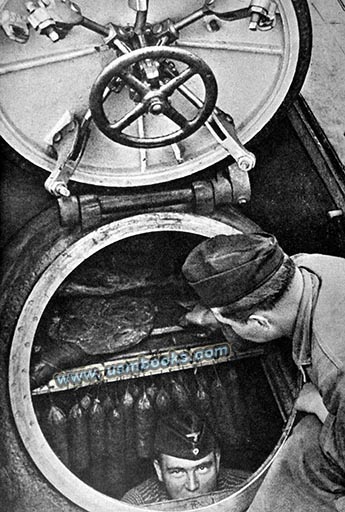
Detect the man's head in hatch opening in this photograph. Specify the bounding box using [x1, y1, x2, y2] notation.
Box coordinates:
[153, 411, 220, 500]
[182, 232, 301, 343]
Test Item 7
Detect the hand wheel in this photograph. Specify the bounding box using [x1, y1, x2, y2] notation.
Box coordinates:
[89, 46, 218, 148]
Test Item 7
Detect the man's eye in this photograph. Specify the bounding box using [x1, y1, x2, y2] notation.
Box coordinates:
[198, 465, 210, 473]
[170, 469, 183, 476]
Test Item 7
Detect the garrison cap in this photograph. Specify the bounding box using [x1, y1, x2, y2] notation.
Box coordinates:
[154, 412, 217, 460]
[182, 233, 285, 308]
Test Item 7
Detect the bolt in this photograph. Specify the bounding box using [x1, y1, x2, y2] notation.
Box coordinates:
[46, 27, 59, 42]
[54, 183, 70, 197]
[152, 23, 163, 35]
[238, 158, 252, 171]
[249, 12, 260, 30]
[149, 102, 163, 115]
[206, 19, 220, 32]
[238, 197, 248, 205]
[167, 61, 177, 71]
[25, 2, 36, 14]
[53, 131, 62, 143]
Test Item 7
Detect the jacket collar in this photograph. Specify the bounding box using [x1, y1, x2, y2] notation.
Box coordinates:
[292, 266, 320, 367]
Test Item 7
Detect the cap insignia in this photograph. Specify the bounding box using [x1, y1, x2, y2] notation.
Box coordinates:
[186, 431, 200, 443]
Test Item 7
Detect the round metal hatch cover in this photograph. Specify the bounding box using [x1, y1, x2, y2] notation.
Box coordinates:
[0, 0, 303, 186]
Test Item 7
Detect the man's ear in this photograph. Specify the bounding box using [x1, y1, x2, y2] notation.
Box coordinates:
[248, 314, 271, 329]
[153, 459, 163, 482]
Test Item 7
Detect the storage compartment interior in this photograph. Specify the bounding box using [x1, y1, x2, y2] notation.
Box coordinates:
[30, 230, 298, 503]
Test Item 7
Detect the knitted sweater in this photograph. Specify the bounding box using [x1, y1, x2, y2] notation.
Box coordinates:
[121, 467, 249, 505]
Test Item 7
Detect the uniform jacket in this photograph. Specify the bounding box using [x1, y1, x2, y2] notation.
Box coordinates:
[292, 254, 345, 475]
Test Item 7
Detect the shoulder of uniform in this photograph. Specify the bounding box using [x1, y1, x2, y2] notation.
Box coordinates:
[292, 253, 345, 268]
[291, 253, 345, 283]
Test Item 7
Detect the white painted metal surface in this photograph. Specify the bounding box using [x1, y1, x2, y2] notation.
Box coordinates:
[0, 0, 301, 186]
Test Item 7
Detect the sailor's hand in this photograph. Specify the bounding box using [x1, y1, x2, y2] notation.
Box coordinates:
[181, 303, 220, 331]
[295, 382, 328, 423]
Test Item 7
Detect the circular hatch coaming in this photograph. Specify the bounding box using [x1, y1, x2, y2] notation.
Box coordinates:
[9, 212, 295, 512]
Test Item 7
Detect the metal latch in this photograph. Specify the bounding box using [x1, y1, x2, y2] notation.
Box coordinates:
[0, 9, 30, 43]
[44, 110, 91, 197]
[26, 0, 83, 42]
[206, 111, 256, 172]
[249, 0, 277, 31]
[163, 61, 256, 173]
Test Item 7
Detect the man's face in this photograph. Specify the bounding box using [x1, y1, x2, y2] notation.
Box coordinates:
[154, 451, 220, 500]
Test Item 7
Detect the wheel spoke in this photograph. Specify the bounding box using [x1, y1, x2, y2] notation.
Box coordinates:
[163, 104, 189, 129]
[176, 40, 284, 56]
[110, 103, 147, 132]
[161, 66, 196, 96]
[137, 117, 147, 173]
[119, 70, 150, 96]
[0, 45, 98, 76]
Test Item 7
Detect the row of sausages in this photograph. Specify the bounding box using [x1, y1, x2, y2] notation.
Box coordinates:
[37, 364, 273, 498]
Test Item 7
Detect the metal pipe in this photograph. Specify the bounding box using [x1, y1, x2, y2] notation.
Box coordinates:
[80, 17, 110, 37]
[134, 10, 147, 34]
[99, 188, 193, 213]
[174, 9, 206, 31]
[0, 46, 100, 76]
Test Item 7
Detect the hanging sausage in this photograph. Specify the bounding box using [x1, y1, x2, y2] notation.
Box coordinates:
[46, 404, 69, 467]
[135, 388, 156, 459]
[195, 373, 218, 436]
[88, 397, 106, 492]
[104, 395, 127, 499]
[80, 393, 92, 412]
[102, 394, 114, 416]
[120, 388, 137, 484]
[130, 381, 140, 401]
[68, 402, 89, 478]
[211, 371, 238, 447]
[170, 376, 190, 411]
[155, 384, 172, 415]
[146, 381, 158, 404]
[225, 365, 251, 446]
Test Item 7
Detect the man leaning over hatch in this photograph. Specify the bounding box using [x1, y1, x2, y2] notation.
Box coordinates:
[121, 411, 248, 505]
[182, 232, 345, 512]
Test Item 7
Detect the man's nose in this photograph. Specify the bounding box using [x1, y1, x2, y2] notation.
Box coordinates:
[185, 471, 199, 492]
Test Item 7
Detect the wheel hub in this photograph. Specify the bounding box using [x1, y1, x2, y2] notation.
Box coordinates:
[148, 98, 164, 115]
